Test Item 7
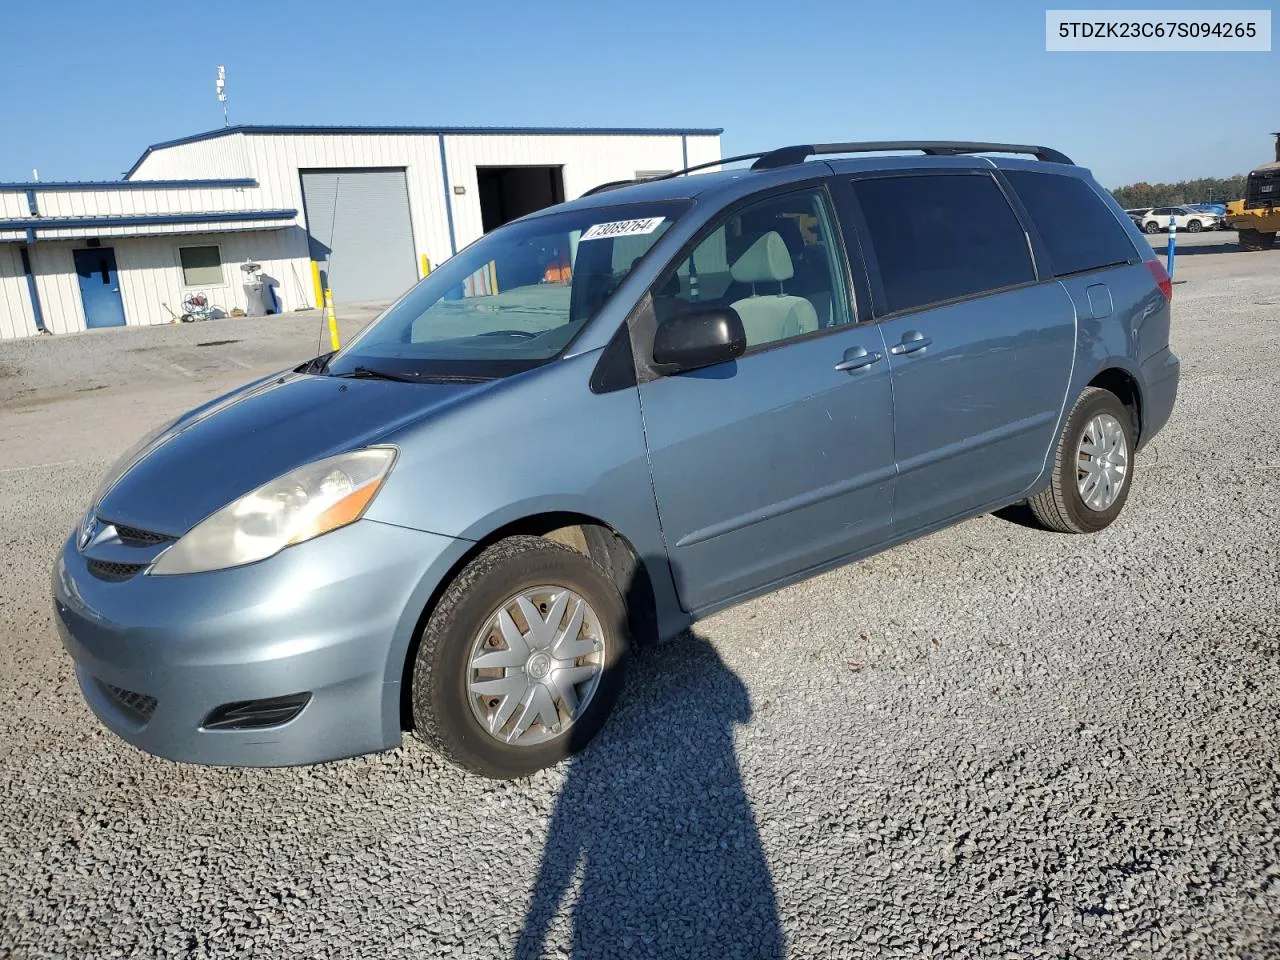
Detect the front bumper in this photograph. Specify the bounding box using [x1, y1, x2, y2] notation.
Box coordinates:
[53, 519, 465, 766]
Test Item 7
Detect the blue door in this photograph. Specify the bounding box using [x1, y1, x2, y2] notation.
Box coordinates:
[637, 185, 897, 613]
[836, 170, 1076, 536]
[73, 248, 126, 329]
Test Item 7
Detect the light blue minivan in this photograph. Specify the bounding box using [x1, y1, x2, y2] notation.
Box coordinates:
[54, 141, 1179, 778]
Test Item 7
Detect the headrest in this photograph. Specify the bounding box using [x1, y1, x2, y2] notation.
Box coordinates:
[730, 232, 794, 284]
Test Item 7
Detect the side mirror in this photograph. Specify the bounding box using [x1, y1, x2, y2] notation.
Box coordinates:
[652, 306, 747, 372]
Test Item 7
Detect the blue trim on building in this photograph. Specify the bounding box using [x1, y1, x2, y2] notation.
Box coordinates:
[0, 178, 258, 193]
[0, 209, 297, 238]
[18, 245, 47, 333]
[24, 189, 38, 215]
[126, 125, 724, 178]
[438, 135, 457, 257]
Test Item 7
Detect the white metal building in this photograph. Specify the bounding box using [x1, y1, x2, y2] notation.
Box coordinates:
[0, 125, 722, 340]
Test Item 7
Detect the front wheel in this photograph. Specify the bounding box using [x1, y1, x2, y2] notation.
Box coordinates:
[410, 536, 629, 778]
[1186, 219, 1203, 233]
[1028, 387, 1135, 534]
[1143, 221, 1162, 234]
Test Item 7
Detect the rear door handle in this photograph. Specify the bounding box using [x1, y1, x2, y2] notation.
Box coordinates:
[834, 347, 882, 372]
[889, 332, 932, 356]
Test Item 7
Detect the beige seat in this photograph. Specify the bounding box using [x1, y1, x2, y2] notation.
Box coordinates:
[728, 232, 819, 346]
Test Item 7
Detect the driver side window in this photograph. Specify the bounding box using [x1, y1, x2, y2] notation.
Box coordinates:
[652, 187, 851, 348]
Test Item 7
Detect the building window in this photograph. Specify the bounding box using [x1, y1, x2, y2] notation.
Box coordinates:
[179, 246, 224, 286]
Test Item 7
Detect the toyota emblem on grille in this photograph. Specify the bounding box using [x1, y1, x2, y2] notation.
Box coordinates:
[78, 517, 99, 551]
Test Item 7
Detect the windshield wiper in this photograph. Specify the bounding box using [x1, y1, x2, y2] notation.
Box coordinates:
[334, 366, 492, 384]
[333, 366, 426, 383]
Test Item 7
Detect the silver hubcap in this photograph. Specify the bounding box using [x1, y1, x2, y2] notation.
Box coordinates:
[1076, 413, 1129, 511]
[466, 586, 605, 746]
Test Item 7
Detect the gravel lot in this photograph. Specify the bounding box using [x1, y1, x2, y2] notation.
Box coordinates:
[1, 234, 1277, 959]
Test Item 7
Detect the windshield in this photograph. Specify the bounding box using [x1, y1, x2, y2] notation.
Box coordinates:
[327, 200, 691, 380]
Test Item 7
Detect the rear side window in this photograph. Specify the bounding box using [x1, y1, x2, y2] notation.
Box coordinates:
[852, 174, 1034, 315]
[1004, 171, 1138, 277]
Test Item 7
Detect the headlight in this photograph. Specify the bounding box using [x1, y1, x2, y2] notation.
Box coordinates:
[150, 447, 397, 576]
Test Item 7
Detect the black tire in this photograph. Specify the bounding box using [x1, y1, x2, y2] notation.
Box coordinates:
[1028, 387, 1136, 534]
[1239, 228, 1277, 251]
[1143, 220, 1162, 234]
[410, 535, 629, 779]
[1186, 219, 1203, 233]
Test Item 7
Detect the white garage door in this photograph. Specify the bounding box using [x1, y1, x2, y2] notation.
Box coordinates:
[300, 169, 417, 303]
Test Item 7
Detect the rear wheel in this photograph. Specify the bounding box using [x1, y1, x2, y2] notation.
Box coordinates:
[1239, 228, 1277, 251]
[1186, 219, 1203, 233]
[410, 536, 629, 779]
[1143, 220, 1162, 234]
[1028, 387, 1135, 534]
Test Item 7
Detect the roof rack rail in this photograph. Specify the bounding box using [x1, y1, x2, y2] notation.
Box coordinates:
[580, 151, 771, 196]
[580, 141, 1074, 197]
[752, 141, 1074, 169]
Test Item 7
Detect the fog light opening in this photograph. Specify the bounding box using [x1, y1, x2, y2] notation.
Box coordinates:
[201, 693, 312, 731]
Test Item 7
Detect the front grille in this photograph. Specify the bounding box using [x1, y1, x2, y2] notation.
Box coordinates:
[106, 521, 172, 547]
[96, 681, 158, 724]
[87, 559, 146, 581]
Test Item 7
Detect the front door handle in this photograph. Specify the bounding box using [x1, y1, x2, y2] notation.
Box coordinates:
[834, 347, 882, 372]
[889, 331, 932, 356]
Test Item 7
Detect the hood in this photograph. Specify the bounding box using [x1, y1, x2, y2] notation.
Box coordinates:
[95, 372, 486, 536]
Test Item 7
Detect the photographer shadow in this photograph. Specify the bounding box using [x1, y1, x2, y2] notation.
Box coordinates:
[514, 633, 784, 960]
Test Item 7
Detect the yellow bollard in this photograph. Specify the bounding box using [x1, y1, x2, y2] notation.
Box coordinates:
[310, 261, 323, 308]
[324, 288, 340, 352]
[420, 253, 431, 277]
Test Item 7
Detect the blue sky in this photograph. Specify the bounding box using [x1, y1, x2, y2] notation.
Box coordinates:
[0, 0, 1275, 187]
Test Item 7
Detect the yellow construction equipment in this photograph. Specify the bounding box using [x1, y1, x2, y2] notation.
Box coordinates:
[1223, 132, 1280, 251]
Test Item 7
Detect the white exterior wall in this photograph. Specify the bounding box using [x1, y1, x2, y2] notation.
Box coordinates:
[127, 133, 252, 180]
[28, 244, 86, 335]
[135, 130, 723, 267]
[243, 134, 452, 272]
[36, 185, 262, 219]
[1, 128, 721, 339]
[0, 246, 38, 339]
[0, 193, 29, 219]
[684, 134, 722, 171]
[114, 229, 311, 327]
[441, 133, 696, 249]
[13, 231, 310, 335]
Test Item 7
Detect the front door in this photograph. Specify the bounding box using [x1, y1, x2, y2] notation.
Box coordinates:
[73, 248, 125, 329]
[637, 184, 896, 613]
[837, 170, 1075, 535]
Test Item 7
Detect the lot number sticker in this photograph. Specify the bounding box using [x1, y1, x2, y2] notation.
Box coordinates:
[579, 217, 665, 241]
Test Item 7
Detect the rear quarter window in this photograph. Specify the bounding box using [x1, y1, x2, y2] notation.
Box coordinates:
[851, 173, 1035, 315]
[1005, 171, 1139, 277]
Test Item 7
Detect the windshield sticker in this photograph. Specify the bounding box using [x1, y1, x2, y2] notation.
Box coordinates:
[579, 217, 665, 241]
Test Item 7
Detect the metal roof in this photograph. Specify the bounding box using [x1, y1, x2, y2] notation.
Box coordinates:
[0, 178, 257, 193]
[125, 124, 724, 178]
[0, 208, 297, 239]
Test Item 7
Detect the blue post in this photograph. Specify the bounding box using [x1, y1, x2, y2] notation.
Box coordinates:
[1166, 215, 1176, 278]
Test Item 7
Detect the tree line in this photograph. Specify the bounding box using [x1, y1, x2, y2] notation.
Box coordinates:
[1110, 176, 1247, 209]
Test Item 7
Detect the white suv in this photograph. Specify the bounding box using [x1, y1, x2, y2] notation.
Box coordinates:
[1141, 206, 1219, 234]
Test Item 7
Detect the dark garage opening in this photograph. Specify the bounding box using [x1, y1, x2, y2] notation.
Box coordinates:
[477, 166, 565, 233]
